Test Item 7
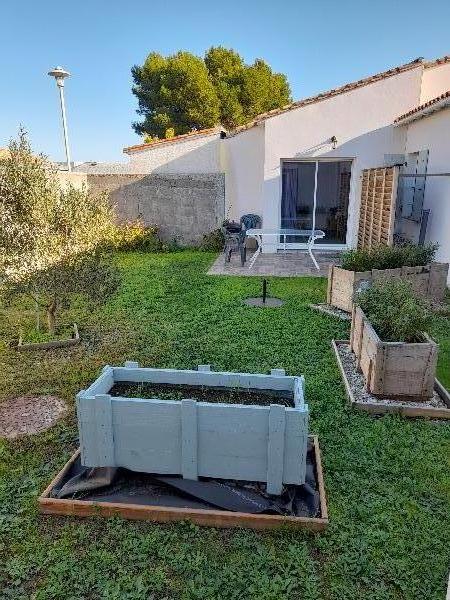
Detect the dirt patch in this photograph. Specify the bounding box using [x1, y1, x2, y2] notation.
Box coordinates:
[0, 396, 67, 439]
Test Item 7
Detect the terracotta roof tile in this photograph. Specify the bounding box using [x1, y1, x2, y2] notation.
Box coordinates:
[228, 58, 425, 136]
[123, 127, 223, 154]
[394, 90, 450, 124]
[424, 55, 450, 69]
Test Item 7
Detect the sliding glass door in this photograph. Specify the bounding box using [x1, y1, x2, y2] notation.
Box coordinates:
[281, 159, 352, 245]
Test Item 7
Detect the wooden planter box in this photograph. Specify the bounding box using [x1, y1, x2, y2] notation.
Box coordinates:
[332, 339, 450, 419]
[17, 323, 80, 351]
[327, 263, 448, 313]
[350, 306, 438, 399]
[38, 436, 327, 531]
[76, 364, 309, 495]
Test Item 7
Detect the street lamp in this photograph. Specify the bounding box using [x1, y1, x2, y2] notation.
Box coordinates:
[48, 66, 72, 172]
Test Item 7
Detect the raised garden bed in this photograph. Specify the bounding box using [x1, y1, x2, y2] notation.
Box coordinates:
[16, 323, 80, 351]
[350, 306, 438, 399]
[327, 263, 448, 313]
[38, 436, 328, 531]
[77, 364, 308, 495]
[332, 340, 450, 419]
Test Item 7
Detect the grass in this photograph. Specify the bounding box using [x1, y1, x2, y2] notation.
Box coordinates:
[18, 323, 76, 345]
[0, 250, 449, 600]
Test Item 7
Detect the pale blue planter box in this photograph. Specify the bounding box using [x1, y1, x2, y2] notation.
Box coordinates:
[76, 363, 308, 495]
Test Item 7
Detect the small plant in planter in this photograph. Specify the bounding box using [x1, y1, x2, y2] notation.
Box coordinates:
[356, 279, 432, 342]
[327, 243, 448, 312]
[351, 280, 438, 399]
[340, 243, 438, 273]
[0, 131, 120, 347]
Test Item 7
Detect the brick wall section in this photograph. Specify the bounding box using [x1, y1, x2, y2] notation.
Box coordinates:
[87, 173, 225, 245]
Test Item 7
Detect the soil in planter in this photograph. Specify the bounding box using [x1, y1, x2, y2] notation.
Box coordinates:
[50, 441, 320, 518]
[110, 382, 294, 407]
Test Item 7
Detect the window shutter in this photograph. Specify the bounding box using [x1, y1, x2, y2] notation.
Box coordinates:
[400, 150, 429, 221]
[411, 150, 429, 222]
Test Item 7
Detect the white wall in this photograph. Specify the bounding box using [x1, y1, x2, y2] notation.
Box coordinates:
[420, 63, 450, 103]
[126, 134, 222, 174]
[261, 67, 423, 249]
[404, 108, 450, 283]
[222, 125, 265, 222]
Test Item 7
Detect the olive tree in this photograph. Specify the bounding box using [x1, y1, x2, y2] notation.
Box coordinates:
[0, 131, 120, 335]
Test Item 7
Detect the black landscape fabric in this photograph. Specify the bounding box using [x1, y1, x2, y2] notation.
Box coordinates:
[52, 442, 319, 518]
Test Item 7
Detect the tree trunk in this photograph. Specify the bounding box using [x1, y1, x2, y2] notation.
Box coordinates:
[46, 299, 57, 336]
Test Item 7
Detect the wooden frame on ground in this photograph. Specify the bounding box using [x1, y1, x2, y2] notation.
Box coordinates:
[38, 436, 328, 531]
[332, 339, 450, 419]
[17, 323, 80, 351]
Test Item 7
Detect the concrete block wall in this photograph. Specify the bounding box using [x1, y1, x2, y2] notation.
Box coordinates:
[87, 173, 225, 245]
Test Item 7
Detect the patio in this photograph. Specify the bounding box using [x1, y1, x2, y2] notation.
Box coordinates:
[208, 250, 342, 277]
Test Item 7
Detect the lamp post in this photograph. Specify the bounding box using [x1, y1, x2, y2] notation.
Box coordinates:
[48, 66, 72, 172]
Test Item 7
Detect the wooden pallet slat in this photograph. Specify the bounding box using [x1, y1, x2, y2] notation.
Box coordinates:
[357, 166, 398, 250]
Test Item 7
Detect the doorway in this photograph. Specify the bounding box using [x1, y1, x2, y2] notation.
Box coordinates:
[281, 159, 352, 246]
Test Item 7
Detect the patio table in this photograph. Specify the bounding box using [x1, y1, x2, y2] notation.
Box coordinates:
[245, 228, 325, 271]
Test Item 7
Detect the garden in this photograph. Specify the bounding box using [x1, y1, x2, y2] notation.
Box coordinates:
[0, 136, 449, 599]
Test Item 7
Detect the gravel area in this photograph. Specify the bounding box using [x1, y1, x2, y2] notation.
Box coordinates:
[336, 342, 447, 408]
[0, 396, 67, 439]
[309, 303, 351, 321]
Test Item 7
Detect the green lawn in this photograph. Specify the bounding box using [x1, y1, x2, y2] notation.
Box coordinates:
[0, 251, 449, 600]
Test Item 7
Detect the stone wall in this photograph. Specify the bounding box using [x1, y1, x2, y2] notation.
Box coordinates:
[87, 173, 225, 245]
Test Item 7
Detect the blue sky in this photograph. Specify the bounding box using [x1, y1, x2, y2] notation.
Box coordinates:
[1, 0, 449, 162]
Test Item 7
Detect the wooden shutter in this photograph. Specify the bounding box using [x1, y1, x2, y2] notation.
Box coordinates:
[357, 167, 398, 249]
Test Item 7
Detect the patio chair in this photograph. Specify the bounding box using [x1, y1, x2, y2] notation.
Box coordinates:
[223, 221, 243, 264]
[239, 214, 262, 265]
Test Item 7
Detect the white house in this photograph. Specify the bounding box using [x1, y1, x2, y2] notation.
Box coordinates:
[393, 89, 450, 270]
[223, 56, 450, 258]
[119, 55, 450, 276]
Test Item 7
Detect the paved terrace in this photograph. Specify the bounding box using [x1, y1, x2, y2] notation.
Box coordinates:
[208, 250, 342, 277]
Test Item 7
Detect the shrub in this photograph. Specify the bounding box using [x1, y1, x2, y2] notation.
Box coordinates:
[0, 131, 120, 334]
[356, 279, 432, 342]
[341, 243, 438, 272]
[110, 220, 164, 252]
[199, 228, 225, 251]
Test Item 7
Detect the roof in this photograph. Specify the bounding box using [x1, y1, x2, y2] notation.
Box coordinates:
[123, 127, 223, 154]
[73, 161, 146, 174]
[228, 58, 428, 136]
[424, 55, 450, 69]
[394, 90, 450, 125]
